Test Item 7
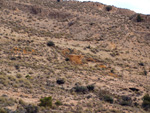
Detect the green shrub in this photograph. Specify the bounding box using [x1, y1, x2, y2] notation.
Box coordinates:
[137, 14, 143, 22]
[39, 96, 52, 107]
[47, 41, 55, 47]
[74, 86, 88, 94]
[103, 95, 113, 103]
[56, 78, 65, 85]
[55, 100, 62, 106]
[87, 84, 95, 91]
[106, 6, 112, 11]
[142, 94, 150, 110]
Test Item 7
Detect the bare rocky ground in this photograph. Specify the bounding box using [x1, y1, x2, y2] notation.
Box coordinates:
[0, 0, 150, 112]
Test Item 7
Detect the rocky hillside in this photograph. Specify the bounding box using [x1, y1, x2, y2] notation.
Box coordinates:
[0, 0, 150, 112]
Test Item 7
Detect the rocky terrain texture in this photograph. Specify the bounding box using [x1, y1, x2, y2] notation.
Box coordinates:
[0, 0, 150, 112]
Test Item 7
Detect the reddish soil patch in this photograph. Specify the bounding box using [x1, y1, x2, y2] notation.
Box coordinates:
[67, 54, 84, 64]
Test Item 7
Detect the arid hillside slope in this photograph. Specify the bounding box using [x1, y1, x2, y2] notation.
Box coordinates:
[0, 0, 150, 113]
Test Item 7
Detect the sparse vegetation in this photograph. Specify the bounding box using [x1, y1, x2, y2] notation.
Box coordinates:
[142, 94, 150, 110]
[16, 74, 22, 78]
[87, 84, 95, 91]
[103, 95, 114, 103]
[0, 74, 32, 88]
[0, 108, 7, 113]
[0, 0, 150, 112]
[73, 86, 88, 94]
[39, 96, 52, 108]
[119, 96, 132, 106]
[55, 100, 62, 106]
[99, 90, 114, 104]
[0, 96, 15, 107]
[25, 104, 39, 113]
[19, 99, 26, 106]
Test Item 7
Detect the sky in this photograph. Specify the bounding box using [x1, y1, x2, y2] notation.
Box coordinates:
[79, 0, 150, 14]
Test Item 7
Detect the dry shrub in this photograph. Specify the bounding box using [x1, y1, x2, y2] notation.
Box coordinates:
[67, 54, 84, 64]
[99, 65, 107, 69]
[12, 47, 36, 55]
[108, 73, 118, 78]
[62, 49, 71, 56]
[61, 48, 84, 64]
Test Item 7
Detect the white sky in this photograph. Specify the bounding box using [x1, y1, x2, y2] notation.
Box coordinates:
[79, 0, 150, 14]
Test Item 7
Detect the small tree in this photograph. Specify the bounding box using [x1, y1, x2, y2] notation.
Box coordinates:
[137, 14, 143, 22]
[106, 6, 112, 11]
